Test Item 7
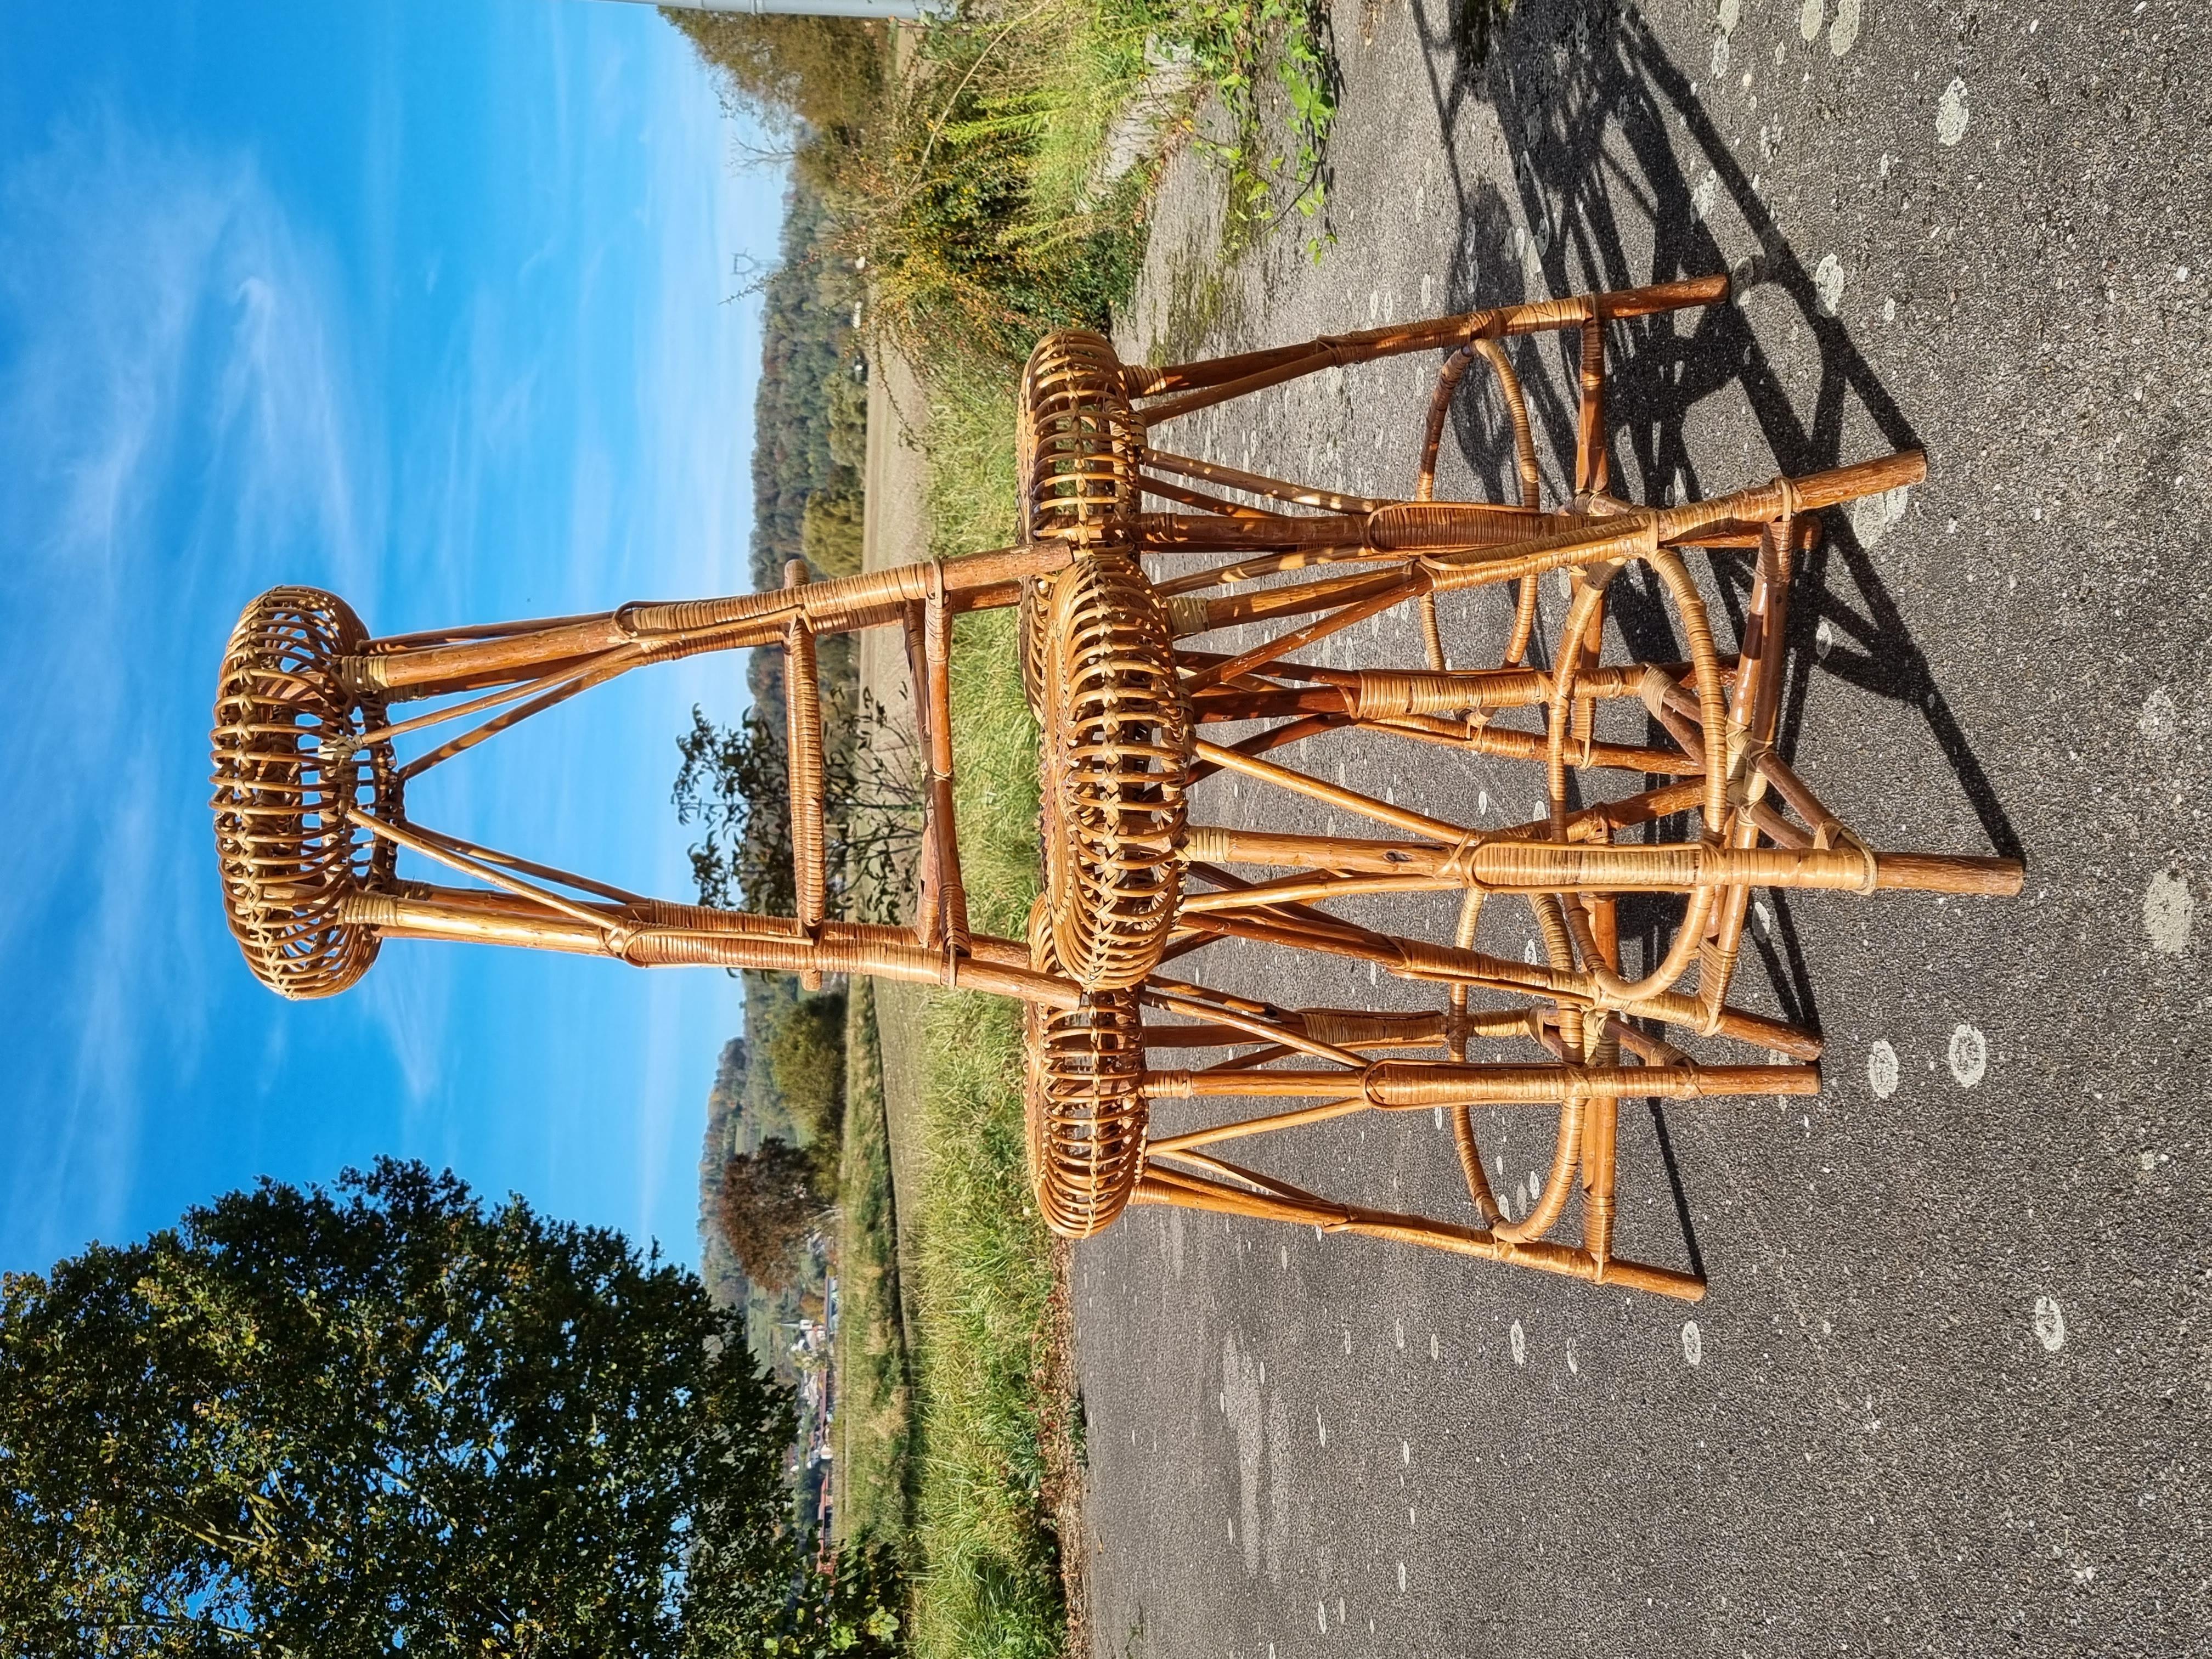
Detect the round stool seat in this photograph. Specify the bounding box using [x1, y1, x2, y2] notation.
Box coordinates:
[1024, 899, 1147, 1238]
[208, 586, 399, 999]
[1039, 554, 1190, 992]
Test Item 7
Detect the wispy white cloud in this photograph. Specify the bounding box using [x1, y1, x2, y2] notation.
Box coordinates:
[1, 20, 786, 1276]
[0, 112, 393, 1257]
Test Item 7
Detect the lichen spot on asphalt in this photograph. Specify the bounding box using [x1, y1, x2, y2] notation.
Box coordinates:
[1947, 1024, 1988, 1088]
[2145, 869, 2194, 955]
[1867, 1039, 1901, 1099]
[1937, 77, 1971, 146]
[2033, 1295, 2067, 1353]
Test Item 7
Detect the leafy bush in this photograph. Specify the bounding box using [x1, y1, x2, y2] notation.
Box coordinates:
[0, 1159, 899, 1658]
[767, 991, 850, 1165]
[718, 1138, 833, 1293]
[801, 489, 865, 578]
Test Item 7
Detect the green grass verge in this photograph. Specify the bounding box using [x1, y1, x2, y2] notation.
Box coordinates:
[897, 364, 1066, 1658]
[832, 979, 914, 1553]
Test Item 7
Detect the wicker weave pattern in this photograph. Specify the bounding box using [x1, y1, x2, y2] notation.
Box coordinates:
[1041, 554, 1190, 990]
[1018, 574, 1051, 716]
[1023, 902, 1148, 1235]
[1019, 330, 1143, 547]
[209, 587, 398, 999]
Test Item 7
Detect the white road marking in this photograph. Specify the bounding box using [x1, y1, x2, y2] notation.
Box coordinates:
[2146, 869, 2194, 955]
[1937, 77, 1971, 146]
[1681, 1320, 1704, 1366]
[1510, 1319, 1527, 1365]
[2033, 1295, 2067, 1352]
[1566, 1337, 1579, 1375]
[1947, 1024, 1988, 1087]
[1799, 0, 1825, 43]
[1717, 0, 1740, 34]
[1867, 1039, 1900, 1099]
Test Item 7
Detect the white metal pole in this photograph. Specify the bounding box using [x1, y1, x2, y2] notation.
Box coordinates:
[602, 0, 933, 18]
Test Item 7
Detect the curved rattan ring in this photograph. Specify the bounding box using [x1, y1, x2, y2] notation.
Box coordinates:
[1024, 899, 1148, 1237]
[1017, 330, 1144, 549]
[210, 586, 400, 1000]
[1041, 553, 1190, 990]
[1018, 573, 1052, 718]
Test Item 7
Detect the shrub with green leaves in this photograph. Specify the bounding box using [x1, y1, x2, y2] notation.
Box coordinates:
[0, 1159, 900, 1658]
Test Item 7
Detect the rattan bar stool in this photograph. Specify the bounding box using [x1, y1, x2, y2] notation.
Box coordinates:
[1011, 273, 2024, 1297]
[208, 550, 1082, 1010]
[207, 271, 2024, 1303]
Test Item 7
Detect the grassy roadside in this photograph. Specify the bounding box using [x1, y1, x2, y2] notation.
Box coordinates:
[832, 978, 913, 1553]
[669, 7, 1345, 1650]
[900, 384, 1073, 1658]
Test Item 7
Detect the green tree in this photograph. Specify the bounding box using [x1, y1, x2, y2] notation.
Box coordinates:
[768, 992, 849, 1161]
[718, 1140, 833, 1294]
[0, 1159, 899, 1658]
[800, 490, 864, 579]
[673, 702, 921, 924]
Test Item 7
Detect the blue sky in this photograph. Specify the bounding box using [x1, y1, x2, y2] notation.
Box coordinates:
[0, 1, 783, 1274]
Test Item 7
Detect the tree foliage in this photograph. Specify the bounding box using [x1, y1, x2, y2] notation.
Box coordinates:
[0, 1160, 899, 1658]
[718, 1142, 833, 1294]
[672, 702, 921, 924]
[768, 992, 849, 1162]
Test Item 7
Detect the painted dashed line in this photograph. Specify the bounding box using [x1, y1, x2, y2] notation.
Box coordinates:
[1828, 0, 1862, 55]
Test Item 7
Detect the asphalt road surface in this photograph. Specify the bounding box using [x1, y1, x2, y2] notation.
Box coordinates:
[1073, 2, 2210, 1654]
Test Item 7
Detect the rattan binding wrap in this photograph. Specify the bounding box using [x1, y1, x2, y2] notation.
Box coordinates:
[209, 587, 398, 999]
[1018, 330, 1143, 548]
[1024, 900, 1148, 1237]
[1041, 554, 1191, 990]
